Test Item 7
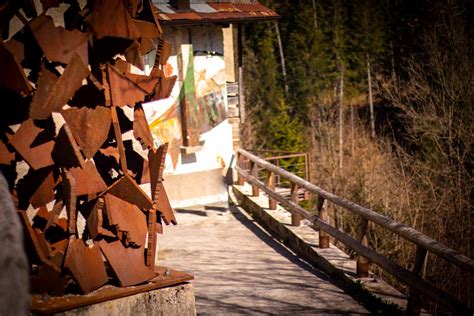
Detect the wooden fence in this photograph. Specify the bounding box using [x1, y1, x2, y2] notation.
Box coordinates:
[236, 148, 473, 315]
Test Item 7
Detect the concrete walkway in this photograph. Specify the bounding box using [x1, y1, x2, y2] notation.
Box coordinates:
[157, 201, 369, 315]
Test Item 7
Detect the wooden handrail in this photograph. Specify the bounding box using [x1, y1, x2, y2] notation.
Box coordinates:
[236, 148, 473, 315]
[237, 149, 474, 272]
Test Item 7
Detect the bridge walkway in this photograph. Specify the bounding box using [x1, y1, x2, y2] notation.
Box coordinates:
[157, 200, 369, 315]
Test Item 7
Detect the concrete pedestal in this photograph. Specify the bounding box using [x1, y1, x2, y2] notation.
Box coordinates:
[52, 283, 196, 316]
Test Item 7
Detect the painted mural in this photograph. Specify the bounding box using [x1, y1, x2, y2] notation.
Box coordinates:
[143, 33, 230, 173]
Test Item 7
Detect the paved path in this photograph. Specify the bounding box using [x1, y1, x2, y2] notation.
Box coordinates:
[157, 201, 369, 315]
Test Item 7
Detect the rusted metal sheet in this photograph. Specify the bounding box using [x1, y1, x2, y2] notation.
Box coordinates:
[146, 209, 157, 268]
[29, 53, 89, 119]
[31, 263, 69, 296]
[153, 75, 177, 100]
[126, 68, 161, 94]
[52, 124, 84, 168]
[0, 140, 15, 165]
[69, 161, 107, 196]
[30, 14, 88, 65]
[4, 38, 25, 63]
[155, 182, 176, 225]
[140, 37, 156, 54]
[18, 211, 58, 270]
[110, 105, 128, 173]
[86, 0, 141, 40]
[134, 19, 160, 38]
[86, 198, 115, 239]
[61, 106, 111, 159]
[149, 143, 168, 203]
[9, 119, 54, 170]
[0, 43, 32, 93]
[64, 239, 108, 294]
[107, 64, 148, 107]
[104, 193, 147, 247]
[133, 104, 154, 150]
[107, 174, 154, 210]
[30, 170, 55, 208]
[99, 239, 156, 287]
[29, 66, 59, 119]
[124, 41, 144, 71]
[160, 41, 171, 65]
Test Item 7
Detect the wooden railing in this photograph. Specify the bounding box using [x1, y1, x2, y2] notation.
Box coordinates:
[235, 148, 474, 315]
[245, 149, 309, 190]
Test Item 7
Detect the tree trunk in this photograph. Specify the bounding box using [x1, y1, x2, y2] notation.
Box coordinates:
[367, 53, 375, 139]
[274, 22, 288, 95]
[338, 59, 344, 170]
[311, 0, 318, 30]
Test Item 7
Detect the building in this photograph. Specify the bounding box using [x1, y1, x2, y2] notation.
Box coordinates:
[143, 0, 278, 207]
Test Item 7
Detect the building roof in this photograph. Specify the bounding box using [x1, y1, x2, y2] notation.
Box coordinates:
[153, 1, 279, 25]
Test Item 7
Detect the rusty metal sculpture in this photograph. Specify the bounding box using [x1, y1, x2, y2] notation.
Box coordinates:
[0, 0, 189, 312]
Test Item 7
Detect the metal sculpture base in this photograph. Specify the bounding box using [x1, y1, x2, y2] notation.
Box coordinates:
[31, 267, 193, 315]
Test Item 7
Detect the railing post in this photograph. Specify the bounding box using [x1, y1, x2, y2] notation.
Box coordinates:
[356, 217, 369, 278]
[237, 152, 245, 185]
[250, 161, 259, 197]
[406, 245, 428, 316]
[290, 183, 301, 226]
[317, 197, 329, 248]
[267, 170, 277, 210]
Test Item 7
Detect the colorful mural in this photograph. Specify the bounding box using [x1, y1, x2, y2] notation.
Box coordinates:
[144, 39, 229, 173]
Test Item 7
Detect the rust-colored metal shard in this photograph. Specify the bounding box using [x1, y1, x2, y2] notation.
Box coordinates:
[155, 183, 176, 225]
[107, 174, 153, 210]
[18, 211, 58, 270]
[128, 0, 140, 17]
[159, 41, 171, 65]
[149, 143, 168, 203]
[86, 198, 115, 239]
[29, 53, 90, 119]
[134, 19, 160, 38]
[0, 140, 15, 165]
[85, 0, 141, 40]
[126, 69, 161, 94]
[4, 39, 25, 63]
[33, 206, 51, 228]
[52, 124, 84, 168]
[69, 161, 107, 196]
[61, 106, 111, 159]
[156, 222, 163, 234]
[104, 193, 147, 247]
[146, 209, 157, 268]
[153, 75, 177, 100]
[0, 43, 32, 93]
[9, 119, 54, 170]
[140, 37, 156, 55]
[99, 239, 156, 287]
[30, 170, 55, 208]
[62, 170, 107, 293]
[142, 0, 163, 34]
[133, 104, 154, 150]
[45, 198, 64, 231]
[29, 66, 59, 119]
[124, 41, 144, 71]
[62, 169, 76, 236]
[64, 239, 108, 294]
[31, 264, 69, 296]
[30, 14, 88, 65]
[107, 64, 148, 107]
[110, 106, 128, 173]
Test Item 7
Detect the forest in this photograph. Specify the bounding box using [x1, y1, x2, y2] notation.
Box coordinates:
[241, 0, 473, 312]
